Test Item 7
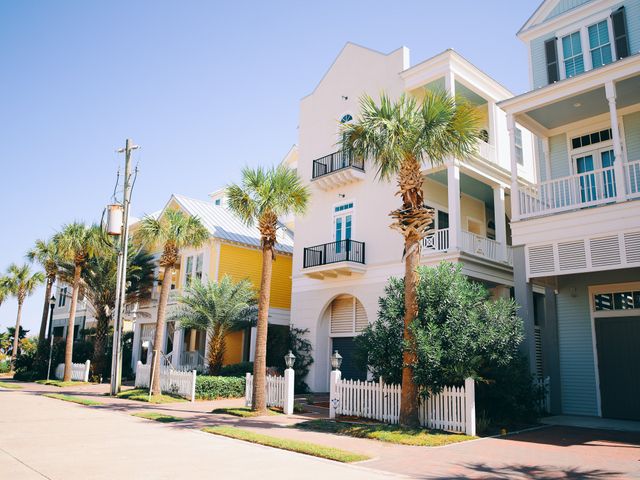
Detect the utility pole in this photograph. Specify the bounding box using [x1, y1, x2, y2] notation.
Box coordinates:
[110, 138, 139, 395]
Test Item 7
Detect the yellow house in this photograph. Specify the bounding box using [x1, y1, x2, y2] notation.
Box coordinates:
[131, 193, 293, 372]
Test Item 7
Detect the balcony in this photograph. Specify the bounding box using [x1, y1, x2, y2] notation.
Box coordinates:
[422, 228, 513, 266]
[311, 150, 365, 190]
[303, 239, 366, 279]
[519, 159, 640, 219]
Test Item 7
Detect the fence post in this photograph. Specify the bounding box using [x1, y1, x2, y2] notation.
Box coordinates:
[135, 361, 142, 387]
[283, 367, 295, 415]
[84, 360, 91, 382]
[464, 377, 476, 436]
[245, 372, 252, 407]
[329, 369, 341, 419]
[191, 370, 197, 402]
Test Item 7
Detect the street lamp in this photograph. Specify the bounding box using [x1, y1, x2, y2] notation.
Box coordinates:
[46, 295, 56, 381]
[284, 350, 296, 369]
[330, 350, 342, 370]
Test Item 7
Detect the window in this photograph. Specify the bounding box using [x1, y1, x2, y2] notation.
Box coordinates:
[58, 287, 67, 307]
[195, 253, 203, 282]
[333, 202, 353, 254]
[214, 199, 221, 206]
[185, 256, 194, 285]
[594, 291, 640, 311]
[184, 253, 204, 285]
[515, 128, 524, 165]
[562, 31, 584, 78]
[588, 20, 613, 68]
[340, 114, 353, 124]
[53, 326, 64, 338]
[334, 202, 353, 213]
[571, 128, 612, 150]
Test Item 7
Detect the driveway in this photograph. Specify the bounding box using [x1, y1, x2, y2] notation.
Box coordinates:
[0, 390, 400, 480]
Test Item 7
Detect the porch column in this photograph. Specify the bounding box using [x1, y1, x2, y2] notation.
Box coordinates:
[493, 185, 507, 261]
[542, 137, 551, 182]
[488, 101, 498, 164]
[605, 81, 626, 202]
[507, 114, 521, 221]
[131, 322, 142, 372]
[172, 327, 183, 367]
[513, 246, 538, 375]
[447, 163, 462, 252]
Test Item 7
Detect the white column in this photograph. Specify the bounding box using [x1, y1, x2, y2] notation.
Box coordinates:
[447, 163, 462, 251]
[605, 81, 626, 202]
[488, 101, 497, 146]
[507, 114, 521, 221]
[493, 185, 507, 260]
[542, 137, 551, 182]
[131, 322, 142, 371]
[172, 327, 183, 367]
[329, 369, 341, 419]
[283, 368, 295, 415]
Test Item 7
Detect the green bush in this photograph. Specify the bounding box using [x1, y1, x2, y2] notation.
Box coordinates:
[195, 375, 245, 400]
[219, 361, 254, 377]
[0, 360, 10, 374]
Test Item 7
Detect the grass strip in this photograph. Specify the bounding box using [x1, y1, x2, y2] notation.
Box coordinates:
[43, 393, 102, 406]
[36, 380, 90, 387]
[211, 407, 281, 418]
[0, 381, 22, 389]
[132, 412, 185, 423]
[202, 426, 370, 463]
[295, 419, 475, 447]
[116, 388, 186, 404]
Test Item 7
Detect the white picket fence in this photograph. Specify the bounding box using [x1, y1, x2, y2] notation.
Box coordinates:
[135, 361, 196, 402]
[330, 373, 475, 435]
[244, 370, 295, 414]
[55, 360, 90, 382]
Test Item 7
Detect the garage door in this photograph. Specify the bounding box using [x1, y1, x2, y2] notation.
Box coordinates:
[331, 337, 367, 381]
[595, 316, 640, 421]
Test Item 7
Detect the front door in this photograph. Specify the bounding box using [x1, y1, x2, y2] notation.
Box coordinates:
[333, 203, 353, 256]
[574, 148, 616, 203]
[331, 337, 367, 381]
[595, 316, 640, 420]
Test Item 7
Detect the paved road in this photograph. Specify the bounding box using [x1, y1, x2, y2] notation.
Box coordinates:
[0, 390, 402, 480]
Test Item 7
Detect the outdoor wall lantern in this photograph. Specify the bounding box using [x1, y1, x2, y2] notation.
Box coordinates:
[330, 350, 342, 370]
[284, 350, 296, 369]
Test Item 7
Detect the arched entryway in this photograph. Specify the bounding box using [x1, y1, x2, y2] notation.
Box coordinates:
[328, 295, 368, 381]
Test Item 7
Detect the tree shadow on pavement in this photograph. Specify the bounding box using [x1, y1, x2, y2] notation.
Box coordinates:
[440, 462, 624, 479]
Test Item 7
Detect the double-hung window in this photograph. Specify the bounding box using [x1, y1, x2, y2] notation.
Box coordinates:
[561, 31, 584, 78]
[184, 253, 204, 285]
[515, 128, 524, 166]
[184, 256, 194, 285]
[588, 20, 613, 68]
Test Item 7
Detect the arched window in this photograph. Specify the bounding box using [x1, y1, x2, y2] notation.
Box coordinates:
[340, 113, 353, 124]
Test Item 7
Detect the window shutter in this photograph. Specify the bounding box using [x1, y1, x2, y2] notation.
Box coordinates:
[331, 297, 354, 334]
[611, 7, 630, 60]
[544, 38, 560, 84]
[355, 300, 368, 333]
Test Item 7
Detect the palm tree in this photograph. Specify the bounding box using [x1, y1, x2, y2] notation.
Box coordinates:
[169, 276, 256, 375]
[340, 91, 481, 426]
[4, 264, 45, 371]
[66, 246, 155, 378]
[27, 239, 60, 343]
[227, 165, 309, 414]
[135, 209, 209, 396]
[53, 223, 109, 382]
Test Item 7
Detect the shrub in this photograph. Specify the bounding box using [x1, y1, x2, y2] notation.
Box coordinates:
[266, 326, 314, 393]
[0, 360, 10, 374]
[195, 375, 245, 400]
[219, 361, 254, 377]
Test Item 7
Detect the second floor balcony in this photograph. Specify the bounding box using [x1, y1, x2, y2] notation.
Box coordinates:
[311, 150, 365, 190]
[303, 239, 366, 279]
[422, 228, 513, 266]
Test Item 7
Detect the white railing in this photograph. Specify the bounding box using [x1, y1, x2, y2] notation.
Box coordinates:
[329, 373, 476, 435]
[519, 165, 617, 218]
[180, 351, 206, 370]
[55, 360, 90, 382]
[244, 370, 295, 414]
[422, 228, 449, 252]
[624, 159, 640, 200]
[477, 140, 497, 164]
[135, 361, 196, 401]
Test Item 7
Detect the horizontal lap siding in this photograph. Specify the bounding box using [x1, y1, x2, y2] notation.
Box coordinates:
[218, 244, 292, 309]
[531, 34, 556, 89]
[624, 111, 640, 162]
[550, 134, 570, 179]
[222, 330, 244, 365]
[627, 0, 640, 54]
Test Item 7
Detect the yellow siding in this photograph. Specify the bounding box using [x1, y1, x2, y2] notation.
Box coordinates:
[218, 243, 292, 309]
[223, 330, 244, 365]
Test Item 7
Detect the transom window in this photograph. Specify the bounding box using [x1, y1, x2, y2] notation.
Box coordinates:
[594, 291, 640, 311]
[588, 20, 613, 68]
[340, 114, 353, 124]
[561, 31, 584, 78]
[334, 202, 353, 213]
[571, 128, 612, 150]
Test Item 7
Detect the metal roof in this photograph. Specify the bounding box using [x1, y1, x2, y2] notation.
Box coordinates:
[170, 194, 294, 254]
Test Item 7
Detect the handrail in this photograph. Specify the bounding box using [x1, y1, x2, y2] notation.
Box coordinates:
[303, 239, 365, 268]
[312, 150, 364, 179]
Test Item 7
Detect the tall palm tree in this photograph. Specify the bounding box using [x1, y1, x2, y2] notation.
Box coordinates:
[169, 276, 256, 375]
[64, 245, 155, 378]
[227, 165, 309, 414]
[4, 264, 45, 371]
[135, 209, 209, 396]
[53, 223, 109, 382]
[340, 91, 481, 426]
[27, 239, 60, 342]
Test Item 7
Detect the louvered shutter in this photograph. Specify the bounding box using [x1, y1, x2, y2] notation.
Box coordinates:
[331, 297, 354, 334]
[611, 7, 629, 60]
[355, 300, 368, 332]
[544, 38, 560, 84]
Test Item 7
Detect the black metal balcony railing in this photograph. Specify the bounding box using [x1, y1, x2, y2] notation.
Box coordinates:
[303, 240, 365, 268]
[312, 150, 365, 179]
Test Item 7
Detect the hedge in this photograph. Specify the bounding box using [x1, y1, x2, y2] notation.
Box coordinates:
[195, 375, 245, 400]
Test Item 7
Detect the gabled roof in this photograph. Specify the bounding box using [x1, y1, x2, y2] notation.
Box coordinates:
[161, 194, 294, 254]
[518, 0, 595, 37]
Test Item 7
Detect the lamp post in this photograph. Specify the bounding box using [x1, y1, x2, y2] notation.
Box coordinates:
[329, 350, 342, 419]
[46, 295, 56, 381]
[283, 350, 296, 415]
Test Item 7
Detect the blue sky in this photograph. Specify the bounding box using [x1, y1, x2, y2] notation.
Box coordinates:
[0, 0, 539, 333]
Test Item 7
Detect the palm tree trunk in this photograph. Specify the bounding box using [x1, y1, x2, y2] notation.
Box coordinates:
[38, 277, 53, 343]
[92, 310, 109, 380]
[63, 266, 82, 382]
[207, 325, 225, 376]
[10, 300, 24, 372]
[251, 244, 273, 413]
[399, 237, 421, 427]
[150, 265, 172, 396]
